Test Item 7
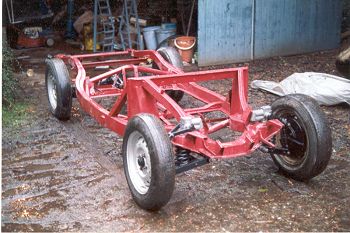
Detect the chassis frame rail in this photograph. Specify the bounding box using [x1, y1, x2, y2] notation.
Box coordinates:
[56, 49, 283, 159]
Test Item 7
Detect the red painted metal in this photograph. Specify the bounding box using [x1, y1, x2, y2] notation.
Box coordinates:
[56, 49, 283, 159]
[17, 33, 46, 48]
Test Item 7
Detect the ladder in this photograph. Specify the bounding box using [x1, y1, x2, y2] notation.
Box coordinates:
[93, 0, 115, 52]
[118, 0, 142, 50]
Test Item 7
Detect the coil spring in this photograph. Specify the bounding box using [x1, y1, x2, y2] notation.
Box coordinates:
[175, 147, 191, 165]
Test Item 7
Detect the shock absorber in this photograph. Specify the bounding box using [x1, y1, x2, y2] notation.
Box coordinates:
[175, 147, 191, 166]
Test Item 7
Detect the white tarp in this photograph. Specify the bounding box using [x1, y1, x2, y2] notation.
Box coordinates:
[251, 72, 350, 106]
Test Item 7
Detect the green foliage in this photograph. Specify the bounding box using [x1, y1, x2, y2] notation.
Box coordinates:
[2, 40, 17, 107]
[2, 102, 29, 128]
[2, 40, 30, 128]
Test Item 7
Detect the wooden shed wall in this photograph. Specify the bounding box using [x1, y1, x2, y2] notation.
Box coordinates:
[198, 0, 342, 66]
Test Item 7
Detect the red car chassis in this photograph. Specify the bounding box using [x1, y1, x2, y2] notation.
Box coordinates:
[47, 48, 331, 210]
[57, 49, 282, 158]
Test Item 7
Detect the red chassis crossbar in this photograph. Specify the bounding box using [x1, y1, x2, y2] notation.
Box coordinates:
[57, 50, 283, 159]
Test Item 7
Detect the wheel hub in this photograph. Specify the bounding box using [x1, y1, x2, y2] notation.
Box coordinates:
[126, 131, 151, 194]
[275, 112, 308, 166]
[137, 154, 146, 169]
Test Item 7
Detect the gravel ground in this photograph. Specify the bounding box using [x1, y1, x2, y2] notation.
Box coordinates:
[2, 46, 349, 232]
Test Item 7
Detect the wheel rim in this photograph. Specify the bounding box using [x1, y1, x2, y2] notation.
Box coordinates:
[47, 73, 57, 110]
[274, 110, 308, 167]
[126, 131, 152, 195]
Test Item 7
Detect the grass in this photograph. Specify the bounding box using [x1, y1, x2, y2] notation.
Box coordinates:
[2, 102, 31, 128]
[2, 40, 33, 129]
[2, 40, 17, 107]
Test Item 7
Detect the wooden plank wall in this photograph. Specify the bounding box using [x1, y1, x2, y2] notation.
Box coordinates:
[198, 0, 342, 66]
[198, 0, 253, 66]
[253, 0, 342, 59]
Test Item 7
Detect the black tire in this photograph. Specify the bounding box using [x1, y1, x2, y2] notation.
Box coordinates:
[122, 114, 175, 210]
[45, 58, 72, 120]
[270, 94, 332, 181]
[156, 46, 184, 102]
[156, 34, 178, 50]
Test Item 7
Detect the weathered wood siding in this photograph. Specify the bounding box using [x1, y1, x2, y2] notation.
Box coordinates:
[198, 0, 253, 66]
[198, 0, 342, 66]
[254, 0, 342, 59]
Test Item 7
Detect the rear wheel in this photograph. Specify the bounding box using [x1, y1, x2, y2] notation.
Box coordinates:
[45, 58, 72, 120]
[122, 114, 175, 210]
[270, 94, 332, 181]
[156, 46, 184, 102]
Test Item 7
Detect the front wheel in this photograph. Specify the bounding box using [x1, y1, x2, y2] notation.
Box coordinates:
[270, 94, 332, 181]
[122, 114, 175, 210]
